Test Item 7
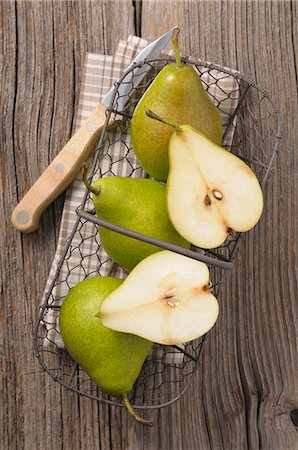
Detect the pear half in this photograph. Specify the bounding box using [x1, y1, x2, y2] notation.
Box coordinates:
[100, 250, 219, 345]
[166, 125, 264, 249]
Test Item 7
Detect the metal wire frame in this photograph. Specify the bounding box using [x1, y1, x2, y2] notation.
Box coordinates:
[33, 55, 281, 410]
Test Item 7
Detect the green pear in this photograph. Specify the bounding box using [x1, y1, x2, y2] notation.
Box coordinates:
[147, 111, 264, 249]
[59, 276, 153, 426]
[130, 29, 222, 181]
[101, 250, 219, 345]
[83, 172, 190, 271]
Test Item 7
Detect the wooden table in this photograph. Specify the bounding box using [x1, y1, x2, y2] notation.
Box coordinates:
[1, 1, 297, 449]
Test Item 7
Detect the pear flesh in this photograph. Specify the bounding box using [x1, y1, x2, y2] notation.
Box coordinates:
[167, 126, 264, 249]
[89, 176, 189, 271]
[59, 277, 153, 426]
[100, 250, 219, 345]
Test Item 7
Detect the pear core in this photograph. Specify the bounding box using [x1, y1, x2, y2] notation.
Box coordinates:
[100, 251, 219, 345]
[166, 126, 264, 249]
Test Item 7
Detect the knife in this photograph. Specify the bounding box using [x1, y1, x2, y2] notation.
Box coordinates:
[11, 28, 176, 232]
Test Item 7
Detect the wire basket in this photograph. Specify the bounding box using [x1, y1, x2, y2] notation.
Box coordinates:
[34, 56, 281, 411]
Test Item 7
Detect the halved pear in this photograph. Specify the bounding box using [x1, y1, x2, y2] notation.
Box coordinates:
[100, 250, 219, 345]
[166, 124, 264, 249]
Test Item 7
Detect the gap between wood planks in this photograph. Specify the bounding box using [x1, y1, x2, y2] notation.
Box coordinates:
[133, 0, 142, 36]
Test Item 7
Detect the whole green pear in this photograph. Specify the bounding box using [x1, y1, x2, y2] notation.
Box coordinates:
[87, 176, 190, 272]
[130, 29, 222, 181]
[59, 276, 153, 426]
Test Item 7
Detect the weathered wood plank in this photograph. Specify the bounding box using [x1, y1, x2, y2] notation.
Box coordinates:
[1, 1, 297, 450]
[1, 1, 134, 450]
[141, 1, 298, 450]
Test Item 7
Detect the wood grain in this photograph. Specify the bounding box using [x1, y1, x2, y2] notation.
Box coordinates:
[141, 1, 298, 449]
[1, 1, 134, 449]
[1, 1, 297, 449]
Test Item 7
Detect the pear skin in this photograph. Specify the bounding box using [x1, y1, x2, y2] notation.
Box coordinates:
[131, 30, 222, 181]
[88, 176, 190, 271]
[59, 277, 153, 426]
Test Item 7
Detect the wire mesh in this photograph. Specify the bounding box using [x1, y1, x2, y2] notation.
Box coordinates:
[34, 56, 281, 410]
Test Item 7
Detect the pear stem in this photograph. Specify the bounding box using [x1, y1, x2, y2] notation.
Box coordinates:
[146, 110, 183, 133]
[122, 393, 153, 427]
[82, 162, 100, 196]
[171, 28, 182, 68]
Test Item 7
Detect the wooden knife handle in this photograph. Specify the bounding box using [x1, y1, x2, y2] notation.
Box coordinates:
[11, 103, 112, 232]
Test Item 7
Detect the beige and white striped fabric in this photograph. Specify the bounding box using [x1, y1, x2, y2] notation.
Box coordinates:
[42, 36, 240, 365]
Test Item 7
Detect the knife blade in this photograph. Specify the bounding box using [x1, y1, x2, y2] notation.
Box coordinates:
[11, 28, 176, 232]
[102, 28, 176, 111]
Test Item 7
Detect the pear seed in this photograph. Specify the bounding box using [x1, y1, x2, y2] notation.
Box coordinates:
[165, 287, 177, 298]
[167, 300, 179, 307]
[213, 190, 223, 200]
[204, 195, 212, 206]
[167, 301, 176, 307]
[227, 227, 236, 236]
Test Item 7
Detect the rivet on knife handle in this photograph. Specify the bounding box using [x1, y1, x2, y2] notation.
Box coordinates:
[11, 103, 111, 232]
